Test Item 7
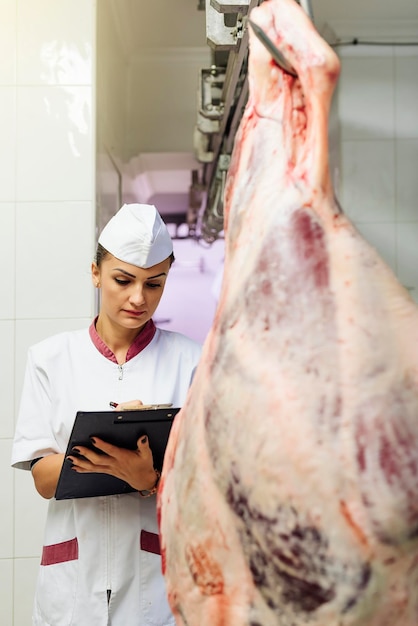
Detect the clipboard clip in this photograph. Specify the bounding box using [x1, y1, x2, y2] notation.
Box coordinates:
[114, 406, 179, 424]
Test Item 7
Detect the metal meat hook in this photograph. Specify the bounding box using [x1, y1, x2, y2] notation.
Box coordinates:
[248, 19, 297, 77]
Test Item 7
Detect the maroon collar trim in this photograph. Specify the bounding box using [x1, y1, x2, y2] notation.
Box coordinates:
[89, 317, 157, 364]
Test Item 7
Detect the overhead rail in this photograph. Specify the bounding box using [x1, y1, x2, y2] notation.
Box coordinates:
[192, 0, 314, 243]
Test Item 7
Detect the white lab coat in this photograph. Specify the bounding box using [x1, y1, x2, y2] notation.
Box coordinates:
[12, 324, 201, 626]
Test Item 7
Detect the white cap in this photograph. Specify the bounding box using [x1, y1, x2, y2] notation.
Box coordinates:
[98, 203, 173, 269]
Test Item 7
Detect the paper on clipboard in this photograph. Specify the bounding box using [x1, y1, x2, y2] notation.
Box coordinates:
[55, 406, 180, 500]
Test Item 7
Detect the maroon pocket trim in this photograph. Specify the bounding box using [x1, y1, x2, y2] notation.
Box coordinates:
[41, 537, 79, 566]
[140, 529, 161, 555]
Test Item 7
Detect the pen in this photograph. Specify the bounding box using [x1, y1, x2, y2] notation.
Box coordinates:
[109, 401, 118, 408]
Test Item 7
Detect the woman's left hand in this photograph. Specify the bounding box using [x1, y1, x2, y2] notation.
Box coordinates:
[67, 435, 158, 492]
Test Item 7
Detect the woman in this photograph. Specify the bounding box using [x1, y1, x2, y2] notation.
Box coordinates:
[11, 203, 202, 626]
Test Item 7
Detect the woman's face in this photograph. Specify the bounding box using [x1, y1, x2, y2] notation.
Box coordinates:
[92, 253, 171, 333]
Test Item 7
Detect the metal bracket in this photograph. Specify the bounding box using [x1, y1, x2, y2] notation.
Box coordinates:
[206, 0, 249, 49]
[200, 154, 231, 243]
[211, 0, 251, 13]
[199, 66, 226, 123]
[194, 66, 226, 163]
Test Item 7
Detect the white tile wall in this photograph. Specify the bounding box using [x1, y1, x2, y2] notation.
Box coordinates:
[0, 91, 17, 201]
[394, 53, 418, 139]
[15, 201, 95, 319]
[339, 45, 418, 298]
[341, 140, 396, 222]
[0, 0, 16, 85]
[0, 441, 14, 559]
[2, 1, 96, 623]
[397, 222, 418, 292]
[13, 558, 39, 626]
[396, 139, 418, 221]
[0, 559, 13, 626]
[0, 321, 15, 438]
[0, 203, 16, 318]
[339, 53, 395, 141]
[16, 86, 93, 202]
[17, 0, 93, 86]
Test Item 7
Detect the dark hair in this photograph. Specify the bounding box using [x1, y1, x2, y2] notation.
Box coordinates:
[94, 243, 175, 268]
[94, 243, 109, 267]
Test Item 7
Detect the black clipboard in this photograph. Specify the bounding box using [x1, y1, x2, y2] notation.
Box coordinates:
[55, 406, 180, 500]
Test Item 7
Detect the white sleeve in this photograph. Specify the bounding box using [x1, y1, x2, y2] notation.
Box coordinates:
[11, 347, 60, 471]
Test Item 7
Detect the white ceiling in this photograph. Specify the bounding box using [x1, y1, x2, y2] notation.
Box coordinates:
[111, 0, 418, 54]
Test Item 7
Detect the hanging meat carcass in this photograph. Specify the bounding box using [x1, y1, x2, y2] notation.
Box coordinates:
[158, 0, 418, 624]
